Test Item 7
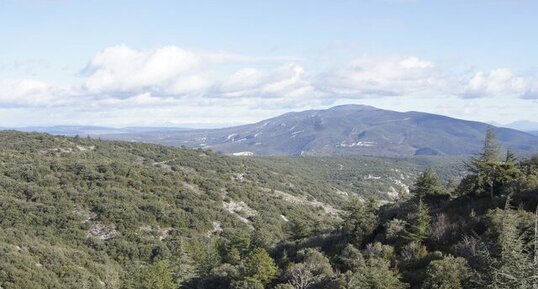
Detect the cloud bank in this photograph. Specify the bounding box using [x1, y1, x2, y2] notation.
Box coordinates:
[1, 45, 537, 126]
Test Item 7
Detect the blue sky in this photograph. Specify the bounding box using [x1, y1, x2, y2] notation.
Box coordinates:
[1, 0, 538, 127]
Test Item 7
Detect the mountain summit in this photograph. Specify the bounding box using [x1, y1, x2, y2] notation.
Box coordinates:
[105, 105, 538, 157]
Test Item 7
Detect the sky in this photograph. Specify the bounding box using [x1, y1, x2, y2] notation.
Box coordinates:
[1, 0, 538, 128]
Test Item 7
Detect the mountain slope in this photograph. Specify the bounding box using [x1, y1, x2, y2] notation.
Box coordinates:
[0, 131, 347, 288]
[499, 120, 538, 131]
[103, 105, 538, 157]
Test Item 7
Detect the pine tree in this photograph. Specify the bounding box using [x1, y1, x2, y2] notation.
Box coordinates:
[479, 127, 502, 163]
[338, 244, 366, 273]
[169, 238, 196, 286]
[412, 168, 445, 198]
[350, 258, 408, 289]
[242, 248, 278, 286]
[406, 198, 431, 244]
[497, 149, 522, 196]
[342, 198, 379, 246]
[491, 200, 532, 289]
[421, 255, 471, 289]
[464, 127, 504, 198]
[289, 218, 311, 240]
[137, 261, 176, 289]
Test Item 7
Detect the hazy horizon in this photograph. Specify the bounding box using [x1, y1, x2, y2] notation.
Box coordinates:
[3, 103, 538, 132]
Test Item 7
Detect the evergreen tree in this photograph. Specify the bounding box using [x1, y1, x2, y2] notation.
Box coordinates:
[412, 168, 445, 198]
[465, 127, 503, 198]
[137, 261, 176, 289]
[242, 248, 278, 286]
[406, 198, 431, 244]
[479, 127, 502, 163]
[169, 238, 196, 286]
[340, 258, 407, 289]
[192, 237, 222, 277]
[338, 244, 366, 273]
[421, 255, 471, 289]
[491, 203, 532, 289]
[220, 229, 251, 264]
[342, 198, 379, 246]
[497, 149, 522, 196]
[289, 218, 311, 240]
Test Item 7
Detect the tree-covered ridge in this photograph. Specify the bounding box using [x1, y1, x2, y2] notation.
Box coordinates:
[1, 130, 538, 289]
[261, 130, 538, 289]
[0, 131, 346, 289]
[256, 155, 464, 200]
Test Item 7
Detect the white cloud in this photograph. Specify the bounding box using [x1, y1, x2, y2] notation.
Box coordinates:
[317, 56, 444, 97]
[1, 45, 537, 126]
[0, 79, 71, 107]
[399, 56, 434, 69]
[461, 68, 528, 98]
[80, 45, 301, 98]
[82, 45, 206, 95]
[218, 68, 265, 93]
[214, 64, 318, 101]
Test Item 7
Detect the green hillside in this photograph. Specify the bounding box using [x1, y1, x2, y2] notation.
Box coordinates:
[2, 130, 538, 289]
[0, 131, 346, 288]
[256, 155, 465, 200]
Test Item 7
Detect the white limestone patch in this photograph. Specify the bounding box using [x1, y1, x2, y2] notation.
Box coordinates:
[290, 130, 304, 138]
[365, 174, 382, 180]
[223, 200, 257, 230]
[76, 145, 95, 151]
[385, 186, 400, 200]
[223, 200, 257, 218]
[39, 147, 74, 154]
[207, 221, 223, 237]
[334, 189, 350, 197]
[231, 173, 246, 182]
[227, 133, 238, 141]
[74, 206, 95, 224]
[152, 158, 176, 171]
[231, 151, 254, 156]
[392, 179, 410, 194]
[140, 225, 172, 241]
[87, 222, 120, 240]
[337, 141, 377, 148]
[182, 182, 202, 194]
[263, 188, 341, 216]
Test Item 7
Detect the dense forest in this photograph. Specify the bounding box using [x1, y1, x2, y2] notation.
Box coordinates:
[1, 130, 538, 289]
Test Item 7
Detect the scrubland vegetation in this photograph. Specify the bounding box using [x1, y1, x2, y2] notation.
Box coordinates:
[1, 129, 537, 289]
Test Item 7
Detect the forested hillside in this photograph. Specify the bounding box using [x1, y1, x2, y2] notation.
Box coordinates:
[0, 131, 347, 288]
[1, 130, 537, 289]
[256, 156, 464, 200]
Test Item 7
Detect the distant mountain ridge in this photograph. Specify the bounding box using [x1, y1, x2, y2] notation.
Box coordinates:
[6, 125, 191, 136]
[99, 104, 538, 157]
[498, 120, 538, 132]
